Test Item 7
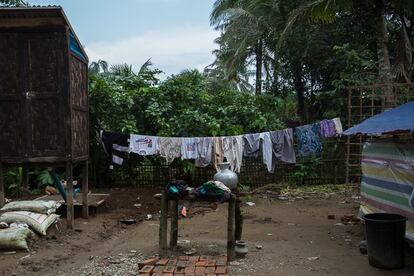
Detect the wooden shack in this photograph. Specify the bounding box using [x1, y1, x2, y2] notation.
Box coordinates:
[0, 7, 89, 228]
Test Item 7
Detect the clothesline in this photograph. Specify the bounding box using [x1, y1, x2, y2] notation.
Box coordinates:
[100, 118, 343, 174]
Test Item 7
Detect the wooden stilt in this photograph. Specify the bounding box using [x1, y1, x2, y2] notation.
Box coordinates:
[169, 200, 178, 251]
[227, 195, 236, 261]
[22, 164, 29, 190]
[159, 192, 168, 257]
[82, 161, 89, 219]
[66, 162, 74, 229]
[235, 197, 243, 241]
[0, 163, 4, 208]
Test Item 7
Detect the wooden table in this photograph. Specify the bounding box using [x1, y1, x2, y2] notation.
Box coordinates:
[158, 192, 237, 262]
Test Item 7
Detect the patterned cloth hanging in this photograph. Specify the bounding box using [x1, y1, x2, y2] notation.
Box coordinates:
[295, 123, 323, 157]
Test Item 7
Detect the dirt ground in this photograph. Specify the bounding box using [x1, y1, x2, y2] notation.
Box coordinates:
[1, 186, 413, 276]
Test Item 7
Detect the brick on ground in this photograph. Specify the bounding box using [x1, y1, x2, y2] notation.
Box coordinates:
[156, 259, 169, 266]
[215, 266, 227, 274]
[216, 259, 227, 266]
[139, 265, 154, 274]
[206, 260, 216, 267]
[205, 266, 216, 274]
[200, 256, 210, 261]
[195, 266, 206, 274]
[139, 257, 159, 269]
[184, 266, 195, 274]
[195, 261, 206, 267]
[153, 266, 165, 273]
[189, 256, 200, 262]
[175, 267, 186, 274]
[167, 259, 178, 266]
[177, 260, 187, 268]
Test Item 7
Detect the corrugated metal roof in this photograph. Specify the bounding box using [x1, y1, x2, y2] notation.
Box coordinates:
[0, 6, 88, 61]
[0, 6, 63, 18]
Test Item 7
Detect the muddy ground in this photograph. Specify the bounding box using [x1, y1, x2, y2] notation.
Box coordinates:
[1, 186, 413, 276]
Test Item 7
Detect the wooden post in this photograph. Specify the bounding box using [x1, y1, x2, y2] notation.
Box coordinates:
[22, 164, 29, 190]
[235, 197, 243, 241]
[159, 192, 168, 257]
[169, 200, 179, 251]
[0, 163, 4, 208]
[66, 162, 74, 229]
[227, 195, 236, 261]
[82, 161, 89, 219]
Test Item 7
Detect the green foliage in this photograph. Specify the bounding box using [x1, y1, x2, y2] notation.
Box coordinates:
[0, 0, 28, 7]
[292, 157, 322, 185]
[210, 0, 414, 122]
[4, 167, 23, 197]
[88, 61, 290, 187]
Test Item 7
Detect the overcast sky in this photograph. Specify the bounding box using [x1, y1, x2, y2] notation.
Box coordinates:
[30, 0, 219, 77]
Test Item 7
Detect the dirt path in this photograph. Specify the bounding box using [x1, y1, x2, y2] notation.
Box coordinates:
[1, 187, 413, 276]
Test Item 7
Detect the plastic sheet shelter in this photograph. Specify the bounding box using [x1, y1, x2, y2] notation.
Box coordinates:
[359, 140, 414, 243]
[343, 101, 414, 136]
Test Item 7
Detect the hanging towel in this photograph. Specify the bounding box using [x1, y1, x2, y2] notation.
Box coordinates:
[130, 134, 159, 156]
[261, 130, 296, 173]
[319, 119, 337, 138]
[222, 135, 244, 173]
[333, 117, 343, 134]
[295, 123, 323, 157]
[212, 137, 224, 171]
[243, 133, 262, 157]
[159, 137, 181, 164]
[270, 128, 296, 164]
[181, 137, 198, 160]
[195, 137, 213, 167]
[260, 132, 274, 173]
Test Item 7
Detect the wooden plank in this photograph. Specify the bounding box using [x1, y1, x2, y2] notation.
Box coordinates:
[66, 162, 74, 229]
[227, 195, 236, 261]
[169, 200, 178, 251]
[159, 192, 168, 257]
[34, 193, 108, 207]
[0, 163, 4, 207]
[82, 161, 89, 218]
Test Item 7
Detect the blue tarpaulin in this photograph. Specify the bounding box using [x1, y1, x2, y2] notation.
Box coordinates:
[343, 101, 414, 135]
[70, 31, 86, 61]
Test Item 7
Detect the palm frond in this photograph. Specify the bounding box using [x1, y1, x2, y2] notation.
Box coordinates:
[138, 58, 153, 75]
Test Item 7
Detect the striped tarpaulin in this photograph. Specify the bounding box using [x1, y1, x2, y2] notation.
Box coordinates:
[360, 140, 414, 241]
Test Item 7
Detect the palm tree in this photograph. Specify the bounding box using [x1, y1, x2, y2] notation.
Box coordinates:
[211, 0, 266, 95]
[283, 0, 414, 106]
[89, 59, 109, 75]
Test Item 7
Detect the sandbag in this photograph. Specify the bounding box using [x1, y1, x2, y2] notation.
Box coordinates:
[0, 200, 61, 215]
[0, 211, 59, 236]
[0, 227, 32, 251]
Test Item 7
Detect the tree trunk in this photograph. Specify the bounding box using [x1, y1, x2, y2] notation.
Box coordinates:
[255, 39, 263, 95]
[292, 64, 306, 123]
[374, 0, 394, 107]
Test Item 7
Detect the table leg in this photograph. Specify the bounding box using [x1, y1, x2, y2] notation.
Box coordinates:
[159, 192, 169, 257]
[227, 196, 236, 261]
[235, 198, 243, 241]
[169, 200, 178, 251]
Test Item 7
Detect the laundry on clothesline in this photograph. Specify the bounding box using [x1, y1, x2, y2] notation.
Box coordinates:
[100, 117, 342, 172]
